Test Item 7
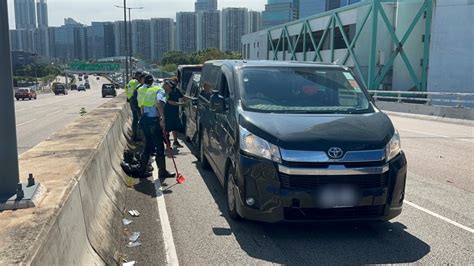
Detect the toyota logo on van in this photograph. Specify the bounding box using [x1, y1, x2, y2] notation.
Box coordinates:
[328, 147, 344, 159]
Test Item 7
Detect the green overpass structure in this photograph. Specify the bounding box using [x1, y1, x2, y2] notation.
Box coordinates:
[242, 0, 435, 92]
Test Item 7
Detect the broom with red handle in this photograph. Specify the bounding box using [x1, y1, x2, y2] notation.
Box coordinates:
[162, 129, 185, 184]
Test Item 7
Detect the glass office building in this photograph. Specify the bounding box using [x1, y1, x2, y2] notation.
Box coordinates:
[299, 0, 326, 19]
[262, 0, 299, 29]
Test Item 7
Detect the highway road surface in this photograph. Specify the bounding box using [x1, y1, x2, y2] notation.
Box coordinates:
[15, 75, 117, 154]
[122, 113, 473, 265]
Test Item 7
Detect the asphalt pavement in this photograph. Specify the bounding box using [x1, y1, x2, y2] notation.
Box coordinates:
[15, 75, 116, 154]
[123, 113, 473, 265]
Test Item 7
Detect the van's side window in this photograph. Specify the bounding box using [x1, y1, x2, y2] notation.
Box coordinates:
[219, 74, 230, 99]
[219, 74, 231, 113]
[200, 65, 219, 101]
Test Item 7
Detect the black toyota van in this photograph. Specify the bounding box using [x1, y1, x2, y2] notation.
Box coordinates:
[198, 60, 407, 223]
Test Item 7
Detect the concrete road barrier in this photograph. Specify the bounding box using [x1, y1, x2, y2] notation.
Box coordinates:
[376, 101, 474, 120]
[0, 94, 130, 265]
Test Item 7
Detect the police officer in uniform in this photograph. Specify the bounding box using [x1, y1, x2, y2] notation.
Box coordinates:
[139, 75, 175, 179]
[126, 72, 142, 141]
[137, 73, 150, 114]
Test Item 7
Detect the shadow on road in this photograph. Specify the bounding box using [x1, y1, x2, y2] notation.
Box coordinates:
[183, 141, 431, 264]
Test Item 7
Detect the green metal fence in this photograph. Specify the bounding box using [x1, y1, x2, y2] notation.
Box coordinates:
[266, 0, 433, 92]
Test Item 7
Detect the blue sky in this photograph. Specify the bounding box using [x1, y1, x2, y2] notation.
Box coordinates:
[7, 0, 266, 28]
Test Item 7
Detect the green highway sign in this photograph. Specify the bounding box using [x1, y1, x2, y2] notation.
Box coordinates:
[68, 62, 120, 72]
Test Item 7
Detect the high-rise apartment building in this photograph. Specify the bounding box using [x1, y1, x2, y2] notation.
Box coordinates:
[176, 12, 197, 53]
[14, 0, 36, 29]
[262, 0, 299, 29]
[34, 27, 49, 57]
[9, 29, 35, 53]
[87, 22, 106, 59]
[249, 11, 262, 33]
[197, 11, 220, 50]
[195, 0, 218, 12]
[131, 20, 152, 60]
[222, 8, 249, 52]
[114, 21, 127, 56]
[36, 0, 48, 28]
[151, 18, 173, 61]
[35, 0, 49, 57]
[103, 22, 116, 58]
[73, 26, 88, 60]
[50, 25, 76, 61]
[299, 0, 326, 19]
[326, 0, 361, 11]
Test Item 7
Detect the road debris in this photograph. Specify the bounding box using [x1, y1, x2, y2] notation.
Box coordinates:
[129, 232, 140, 242]
[128, 210, 140, 217]
[126, 241, 142, 248]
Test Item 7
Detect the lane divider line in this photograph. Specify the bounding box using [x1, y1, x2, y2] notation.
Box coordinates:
[16, 118, 37, 127]
[153, 163, 180, 265]
[400, 128, 474, 143]
[16, 107, 34, 112]
[46, 110, 62, 116]
[405, 200, 474, 234]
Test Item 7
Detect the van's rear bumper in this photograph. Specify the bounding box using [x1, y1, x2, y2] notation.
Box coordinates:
[234, 152, 407, 223]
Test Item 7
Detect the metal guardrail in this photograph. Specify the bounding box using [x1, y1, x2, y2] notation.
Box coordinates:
[368, 90, 474, 108]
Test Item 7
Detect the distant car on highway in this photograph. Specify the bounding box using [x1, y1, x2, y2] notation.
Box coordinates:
[101, 84, 116, 98]
[78, 84, 86, 91]
[15, 88, 37, 101]
[96, 76, 100, 80]
[78, 77, 82, 82]
[70, 84, 77, 90]
[198, 60, 407, 223]
[85, 83, 90, 89]
[53, 84, 68, 95]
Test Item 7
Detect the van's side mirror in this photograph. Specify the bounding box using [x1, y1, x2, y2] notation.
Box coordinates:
[210, 92, 225, 113]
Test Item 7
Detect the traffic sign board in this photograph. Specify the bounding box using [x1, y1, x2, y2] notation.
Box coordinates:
[68, 62, 120, 72]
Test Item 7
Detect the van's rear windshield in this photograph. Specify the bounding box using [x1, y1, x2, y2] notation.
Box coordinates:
[239, 67, 373, 114]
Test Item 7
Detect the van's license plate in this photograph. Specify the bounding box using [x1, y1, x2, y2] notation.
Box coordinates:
[314, 185, 360, 208]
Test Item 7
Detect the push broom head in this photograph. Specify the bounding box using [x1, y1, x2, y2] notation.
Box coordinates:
[176, 172, 185, 184]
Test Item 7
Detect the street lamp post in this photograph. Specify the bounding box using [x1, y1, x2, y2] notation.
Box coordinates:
[114, 5, 143, 79]
[121, 0, 129, 83]
[0, 0, 20, 198]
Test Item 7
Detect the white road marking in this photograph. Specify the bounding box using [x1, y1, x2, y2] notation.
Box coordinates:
[46, 110, 62, 116]
[405, 200, 474, 234]
[400, 128, 474, 143]
[153, 163, 179, 265]
[16, 107, 34, 112]
[16, 118, 37, 126]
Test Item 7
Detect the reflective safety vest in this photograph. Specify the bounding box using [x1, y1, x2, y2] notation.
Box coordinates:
[142, 86, 165, 107]
[126, 79, 140, 99]
[137, 85, 149, 108]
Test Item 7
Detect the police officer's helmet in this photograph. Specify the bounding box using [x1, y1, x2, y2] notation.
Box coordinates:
[134, 71, 142, 78]
[144, 75, 154, 85]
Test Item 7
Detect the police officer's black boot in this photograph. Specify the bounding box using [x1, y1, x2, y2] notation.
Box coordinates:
[157, 156, 175, 179]
[139, 154, 153, 178]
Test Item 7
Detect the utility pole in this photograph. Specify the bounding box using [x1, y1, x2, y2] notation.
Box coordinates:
[128, 8, 133, 78]
[115, 5, 143, 80]
[123, 0, 129, 83]
[0, 0, 20, 198]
